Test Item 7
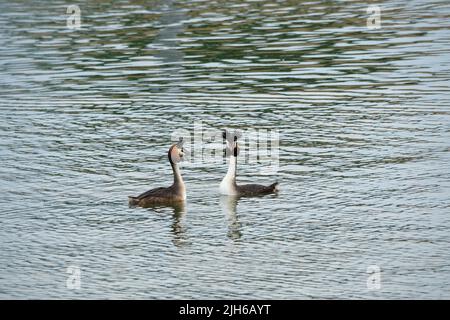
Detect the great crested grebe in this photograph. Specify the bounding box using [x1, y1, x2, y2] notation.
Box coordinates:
[220, 130, 279, 196]
[128, 138, 187, 207]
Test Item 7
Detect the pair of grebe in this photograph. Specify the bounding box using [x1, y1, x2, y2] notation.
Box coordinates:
[128, 131, 279, 207]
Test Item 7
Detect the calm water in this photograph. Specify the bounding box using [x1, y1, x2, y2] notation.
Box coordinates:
[1, 0, 450, 299]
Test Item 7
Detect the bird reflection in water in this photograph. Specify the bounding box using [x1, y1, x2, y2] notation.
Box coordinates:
[220, 196, 242, 241]
[169, 202, 188, 247]
[142, 202, 188, 247]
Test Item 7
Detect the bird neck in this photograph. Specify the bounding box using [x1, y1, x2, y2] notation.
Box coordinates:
[225, 156, 237, 183]
[171, 161, 184, 186]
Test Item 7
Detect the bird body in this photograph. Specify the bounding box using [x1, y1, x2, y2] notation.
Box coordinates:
[220, 130, 279, 196]
[128, 139, 186, 207]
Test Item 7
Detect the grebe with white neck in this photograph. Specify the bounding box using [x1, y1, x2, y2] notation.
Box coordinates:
[129, 138, 187, 207]
[220, 130, 279, 196]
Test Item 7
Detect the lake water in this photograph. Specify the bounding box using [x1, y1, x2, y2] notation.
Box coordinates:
[1, 0, 450, 299]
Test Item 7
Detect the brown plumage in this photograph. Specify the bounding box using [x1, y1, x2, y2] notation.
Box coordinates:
[128, 139, 186, 208]
[236, 182, 279, 196]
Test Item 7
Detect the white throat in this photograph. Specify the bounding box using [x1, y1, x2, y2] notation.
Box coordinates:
[220, 156, 237, 195]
